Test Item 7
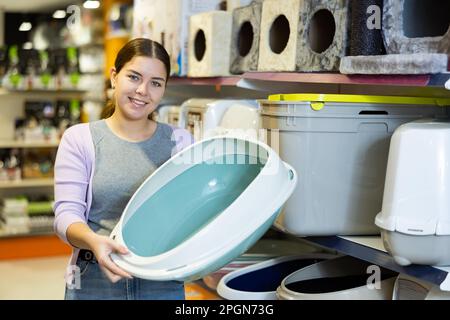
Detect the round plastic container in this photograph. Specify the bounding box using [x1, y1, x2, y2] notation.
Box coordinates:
[217, 254, 335, 300]
[393, 273, 450, 300]
[277, 256, 397, 300]
[203, 237, 321, 291]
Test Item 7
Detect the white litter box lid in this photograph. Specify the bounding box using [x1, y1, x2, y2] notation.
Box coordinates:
[202, 100, 255, 138]
[375, 120, 450, 236]
[179, 99, 248, 141]
[205, 100, 260, 138]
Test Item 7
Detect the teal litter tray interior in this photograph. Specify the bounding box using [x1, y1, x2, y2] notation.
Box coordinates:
[122, 154, 265, 257]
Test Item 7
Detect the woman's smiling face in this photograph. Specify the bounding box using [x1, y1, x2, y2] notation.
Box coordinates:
[111, 56, 167, 121]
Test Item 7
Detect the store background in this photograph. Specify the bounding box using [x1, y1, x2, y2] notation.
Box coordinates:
[0, 0, 449, 300]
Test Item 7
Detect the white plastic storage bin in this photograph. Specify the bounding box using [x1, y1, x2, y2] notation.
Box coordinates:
[260, 94, 449, 236]
[277, 256, 398, 300]
[375, 119, 450, 266]
[178, 98, 216, 140]
[178, 99, 258, 141]
[153, 105, 181, 126]
[217, 254, 335, 300]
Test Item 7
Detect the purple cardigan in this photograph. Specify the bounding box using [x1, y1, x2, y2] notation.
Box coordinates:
[53, 122, 193, 283]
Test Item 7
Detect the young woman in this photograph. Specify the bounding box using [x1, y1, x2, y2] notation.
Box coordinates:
[53, 38, 193, 300]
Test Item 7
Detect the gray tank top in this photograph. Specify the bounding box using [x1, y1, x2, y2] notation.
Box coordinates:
[88, 119, 176, 235]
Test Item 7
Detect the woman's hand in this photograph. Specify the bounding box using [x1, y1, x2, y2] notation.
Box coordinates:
[88, 233, 133, 283]
[66, 222, 133, 283]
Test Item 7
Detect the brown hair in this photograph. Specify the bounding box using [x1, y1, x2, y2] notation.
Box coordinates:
[102, 38, 171, 119]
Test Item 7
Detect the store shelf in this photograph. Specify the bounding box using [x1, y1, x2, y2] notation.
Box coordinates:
[302, 236, 450, 291]
[240, 72, 450, 88]
[0, 178, 54, 189]
[166, 72, 450, 89]
[0, 140, 59, 148]
[0, 233, 71, 260]
[169, 76, 241, 87]
[0, 229, 54, 239]
[0, 87, 87, 96]
[164, 72, 450, 100]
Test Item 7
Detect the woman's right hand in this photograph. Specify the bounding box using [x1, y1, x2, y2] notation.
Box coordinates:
[88, 233, 133, 283]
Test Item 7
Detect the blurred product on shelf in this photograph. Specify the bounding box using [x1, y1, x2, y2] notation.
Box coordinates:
[0, 149, 21, 181]
[1, 46, 83, 91]
[153, 105, 181, 126]
[0, 46, 7, 86]
[4, 45, 22, 89]
[0, 197, 29, 235]
[132, 0, 223, 76]
[0, 148, 56, 182]
[108, 2, 133, 38]
[37, 50, 52, 89]
[19, 49, 40, 91]
[51, 47, 80, 90]
[0, 196, 54, 236]
[79, 47, 104, 74]
[21, 149, 54, 179]
[66, 47, 80, 88]
[13, 99, 82, 143]
[27, 197, 54, 234]
[64, 6, 104, 47]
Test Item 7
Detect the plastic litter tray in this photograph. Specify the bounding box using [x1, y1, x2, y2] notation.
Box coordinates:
[110, 136, 297, 281]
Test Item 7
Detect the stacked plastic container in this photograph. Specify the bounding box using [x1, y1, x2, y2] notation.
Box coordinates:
[259, 94, 449, 236]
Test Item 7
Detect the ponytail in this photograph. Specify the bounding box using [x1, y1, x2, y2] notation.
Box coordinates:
[101, 99, 115, 119]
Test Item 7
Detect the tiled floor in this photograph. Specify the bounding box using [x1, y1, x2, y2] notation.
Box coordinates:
[0, 255, 220, 300]
[0, 255, 69, 300]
